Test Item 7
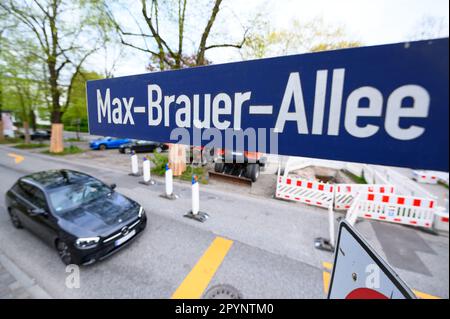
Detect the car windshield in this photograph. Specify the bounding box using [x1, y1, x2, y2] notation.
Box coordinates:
[48, 180, 112, 213]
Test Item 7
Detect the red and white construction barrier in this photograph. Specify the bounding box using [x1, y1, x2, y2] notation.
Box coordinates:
[345, 192, 436, 229]
[334, 184, 396, 210]
[276, 176, 334, 209]
[412, 170, 438, 184]
[433, 210, 449, 232]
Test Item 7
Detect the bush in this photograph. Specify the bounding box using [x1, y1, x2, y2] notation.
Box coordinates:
[150, 152, 169, 176]
[150, 152, 208, 184]
[42, 145, 84, 156]
[14, 143, 46, 149]
[0, 137, 23, 144]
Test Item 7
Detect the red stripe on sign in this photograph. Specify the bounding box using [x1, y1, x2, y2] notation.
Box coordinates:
[345, 205, 350, 209]
[307, 182, 313, 189]
[330, 186, 333, 192]
[285, 195, 290, 199]
[413, 199, 421, 207]
[318, 184, 324, 191]
[367, 194, 375, 201]
[296, 181, 302, 187]
[441, 217, 449, 223]
[394, 218, 402, 222]
[429, 201, 434, 209]
[431, 176, 436, 179]
[410, 221, 417, 225]
[279, 177, 282, 183]
[425, 223, 430, 227]
[379, 216, 386, 220]
[286, 179, 291, 185]
[364, 214, 372, 218]
[380, 187, 385, 193]
[382, 195, 389, 203]
[295, 197, 300, 201]
[397, 197, 405, 205]
[317, 202, 322, 205]
[422, 175, 426, 179]
[306, 199, 311, 203]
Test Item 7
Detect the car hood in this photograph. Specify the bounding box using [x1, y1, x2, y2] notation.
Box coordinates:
[57, 192, 140, 237]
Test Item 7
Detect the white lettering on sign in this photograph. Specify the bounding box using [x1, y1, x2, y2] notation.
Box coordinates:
[95, 69, 430, 141]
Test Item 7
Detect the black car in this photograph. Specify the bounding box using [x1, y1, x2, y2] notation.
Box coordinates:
[20, 130, 51, 141]
[119, 140, 169, 154]
[5, 170, 147, 265]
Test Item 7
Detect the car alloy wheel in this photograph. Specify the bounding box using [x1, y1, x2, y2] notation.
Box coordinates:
[9, 210, 23, 229]
[125, 147, 131, 154]
[99, 144, 106, 151]
[56, 240, 73, 265]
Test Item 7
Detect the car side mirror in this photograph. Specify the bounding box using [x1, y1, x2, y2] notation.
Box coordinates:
[29, 208, 47, 217]
[110, 183, 117, 190]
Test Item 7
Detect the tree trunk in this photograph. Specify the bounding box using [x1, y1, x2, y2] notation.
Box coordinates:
[23, 121, 31, 144]
[168, 144, 187, 176]
[48, 60, 64, 153]
[49, 123, 64, 153]
[0, 119, 4, 141]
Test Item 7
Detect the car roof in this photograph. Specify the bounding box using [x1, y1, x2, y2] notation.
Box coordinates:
[21, 170, 93, 190]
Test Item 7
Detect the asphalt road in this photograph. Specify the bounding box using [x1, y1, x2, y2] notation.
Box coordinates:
[0, 145, 448, 299]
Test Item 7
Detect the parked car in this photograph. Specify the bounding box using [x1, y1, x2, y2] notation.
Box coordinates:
[5, 169, 147, 265]
[89, 137, 131, 150]
[119, 140, 169, 154]
[19, 130, 51, 141]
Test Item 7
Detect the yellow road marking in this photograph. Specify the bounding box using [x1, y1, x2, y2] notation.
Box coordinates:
[413, 289, 441, 299]
[323, 271, 331, 294]
[8, 153, 24, 164]
[322, 262, 441, 299]
[322, 261, 333, 271]
[171, 237, 233, 299]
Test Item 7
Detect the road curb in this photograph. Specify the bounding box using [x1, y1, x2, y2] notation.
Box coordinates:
[0, 252, 52, 299]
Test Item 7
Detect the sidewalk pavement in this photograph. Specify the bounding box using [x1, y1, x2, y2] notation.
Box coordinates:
[0, 252, 51, 299]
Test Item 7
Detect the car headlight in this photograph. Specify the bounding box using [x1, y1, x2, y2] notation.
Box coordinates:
[138, 206, 145, 218]
[75, 237, 100, 250]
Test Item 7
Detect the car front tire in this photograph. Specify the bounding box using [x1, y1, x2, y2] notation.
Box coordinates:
[56, 240, 76, 265]
[99, 144, 106, 151]
[8, 209, 23, 229]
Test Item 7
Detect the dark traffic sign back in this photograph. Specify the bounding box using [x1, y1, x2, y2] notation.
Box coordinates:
[87, 38, 449, 171]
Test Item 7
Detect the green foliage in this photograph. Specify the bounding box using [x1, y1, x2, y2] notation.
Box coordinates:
[150, 153, 169, 176]
[242, 17, 362, 59]
[42, 145, 84, 156]
[343, 170, 367, 184]
[13, 143, 46, 149]
[149, 152, 208, 184]
[180, 166, 208, 184]
[62, 70, 102, 128]
[0, 137, 23, 144]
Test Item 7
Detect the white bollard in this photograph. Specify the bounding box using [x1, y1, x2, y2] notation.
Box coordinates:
[184, 174, 209, 222]
[140, 156, 155, 185]
[165, 164, 173, 196]
[191, 175, 200, 215]
[130, 152, 139, 176]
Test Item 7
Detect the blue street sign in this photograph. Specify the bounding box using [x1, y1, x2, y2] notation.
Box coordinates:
[86, 38, 449, 171]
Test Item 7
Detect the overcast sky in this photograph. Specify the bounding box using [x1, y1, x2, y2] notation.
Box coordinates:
[99, 0, 449, 77]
